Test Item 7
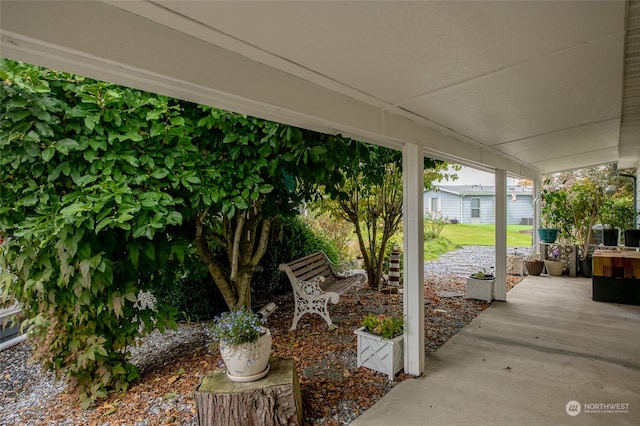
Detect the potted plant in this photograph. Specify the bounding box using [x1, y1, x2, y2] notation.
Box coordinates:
[543, 247, 564, 276]
[567, 180, 606, 277]
[601, 197, 639, 247]
[207, 308, 272, 382]
[355, 313, 404, 380]
[465, 268, 495, 302]
[524, 250, 544, 276]
[539, 186, 572, 243]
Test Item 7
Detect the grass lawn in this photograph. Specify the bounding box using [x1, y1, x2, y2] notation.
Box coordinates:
[441, 224, 533, 246]
[424, 224, 533, 260]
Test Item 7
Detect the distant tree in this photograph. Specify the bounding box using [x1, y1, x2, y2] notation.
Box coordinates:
[322, 145, 450, 289]
[542, 165, 634, 256]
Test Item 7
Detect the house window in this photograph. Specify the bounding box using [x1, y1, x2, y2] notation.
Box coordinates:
[429, 197, 441, 213]
[471, 197, 480, 218]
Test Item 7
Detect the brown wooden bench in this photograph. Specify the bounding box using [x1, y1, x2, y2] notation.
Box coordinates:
[279, 251, 366, 330]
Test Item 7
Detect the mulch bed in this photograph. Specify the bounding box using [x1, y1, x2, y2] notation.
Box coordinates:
[1, 275, 523, 425]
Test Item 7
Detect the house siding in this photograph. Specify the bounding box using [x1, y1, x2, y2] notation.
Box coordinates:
[424, 186, 533, 225]
[507, 195, 534, 225]
[425, 191, 461, 221]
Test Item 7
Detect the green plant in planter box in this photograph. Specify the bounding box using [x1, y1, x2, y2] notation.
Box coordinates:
[470, 268, 494, 279]
[361, 313, 403, 339]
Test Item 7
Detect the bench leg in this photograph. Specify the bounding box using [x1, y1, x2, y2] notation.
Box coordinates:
[290, 295, 337, 331]
[352, 286, 362, 304]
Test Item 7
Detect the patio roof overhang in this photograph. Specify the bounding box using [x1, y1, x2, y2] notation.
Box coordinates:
[2, 0, 638, 178]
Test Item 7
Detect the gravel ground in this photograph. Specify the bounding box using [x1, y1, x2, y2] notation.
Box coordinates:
[0, 326, 207, 426]
[0, 246, 524, 425]
[424, 245, 530, 279]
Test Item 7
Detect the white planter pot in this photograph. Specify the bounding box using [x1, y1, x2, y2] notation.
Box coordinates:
[544, 260, 564, 276]
[354, 327, 403, 380]
[219, 327, 272, 382]
[465, 277, 495, 302]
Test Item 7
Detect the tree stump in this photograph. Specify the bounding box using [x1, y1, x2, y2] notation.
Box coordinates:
[194, 357, 302, 426]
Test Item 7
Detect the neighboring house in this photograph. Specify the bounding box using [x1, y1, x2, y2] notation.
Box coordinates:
[424, 185, 533, 225]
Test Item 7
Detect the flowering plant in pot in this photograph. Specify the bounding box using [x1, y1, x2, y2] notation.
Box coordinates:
[542, 247, 565, 276]
[207, 308, 272, 382]
[355, 313, 404, 379]
[361, 313, 404, 339]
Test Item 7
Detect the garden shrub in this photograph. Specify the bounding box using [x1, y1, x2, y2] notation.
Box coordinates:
[152, 246, 227, 322]
[253, 215, 340, 301]
[424, 211, 448, 240]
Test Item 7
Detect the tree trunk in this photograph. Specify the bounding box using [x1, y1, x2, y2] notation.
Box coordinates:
[194, 206, 274, 311]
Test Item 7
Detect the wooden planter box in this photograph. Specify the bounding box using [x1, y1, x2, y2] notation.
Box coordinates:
[592, 276, 640, 306]
[465, 277, 495, 302]
[592, 250, 640, 306]
[354, 327, 403, 380]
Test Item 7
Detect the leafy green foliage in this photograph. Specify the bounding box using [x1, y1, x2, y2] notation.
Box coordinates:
[540, 186, 572, 236]
[0, 60, 189, 407]
[543, 165, 637, 246]
[152, 244, 227, 321]
[361, 313, 403, 339]
[600, 196, 638, 230]
[424, 211, 448, 240]
[255, 216, 340, 300]
[0, 59, 361, 406]
[567, 180, 605, 258]
[317, 144, 450, 290]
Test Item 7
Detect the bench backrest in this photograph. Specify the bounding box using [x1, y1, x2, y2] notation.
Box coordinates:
[279, 252, 336, 284]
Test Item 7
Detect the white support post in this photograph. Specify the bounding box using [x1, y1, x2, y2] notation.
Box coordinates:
[533, 179, 541, 248]
[494, 169, 507, 301]
[402, 142, 425, 376]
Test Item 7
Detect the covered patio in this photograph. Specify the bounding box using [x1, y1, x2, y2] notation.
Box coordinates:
[354, 275, 640, 424]
[1, 0, 639, 394]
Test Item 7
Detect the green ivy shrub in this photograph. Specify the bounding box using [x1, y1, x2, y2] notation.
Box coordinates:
[152, 248, 227, 322]
[253, 216, 340, 301]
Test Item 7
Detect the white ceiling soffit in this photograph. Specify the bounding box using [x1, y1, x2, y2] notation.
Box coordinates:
[619, 0, 640, 169]
[0, 1, 634, 178]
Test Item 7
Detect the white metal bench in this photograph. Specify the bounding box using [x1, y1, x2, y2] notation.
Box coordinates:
[279, 251, 366, 330]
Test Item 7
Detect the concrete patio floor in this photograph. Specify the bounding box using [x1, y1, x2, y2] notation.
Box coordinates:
[352, 275, 640, 425]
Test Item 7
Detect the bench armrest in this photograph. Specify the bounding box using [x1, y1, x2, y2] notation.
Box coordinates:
[292, 277, 340, 304]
